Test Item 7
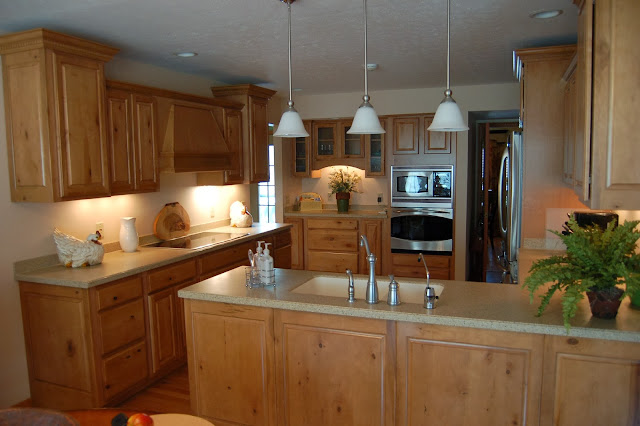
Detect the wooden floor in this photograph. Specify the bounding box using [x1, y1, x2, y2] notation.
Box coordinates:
[115, 365, 192, 415]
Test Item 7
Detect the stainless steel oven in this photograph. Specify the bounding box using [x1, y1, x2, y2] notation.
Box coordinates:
[390, 165, 454, 254]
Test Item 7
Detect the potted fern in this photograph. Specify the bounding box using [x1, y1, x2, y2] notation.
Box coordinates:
[523, 218, 640, 331]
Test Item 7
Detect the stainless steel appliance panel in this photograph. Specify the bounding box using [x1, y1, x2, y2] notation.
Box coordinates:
[390, 208, 453, 253]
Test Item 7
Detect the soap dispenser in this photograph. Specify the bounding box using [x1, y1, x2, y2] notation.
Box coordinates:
[254, 241, 264, 284]
[261, 243, 275, 286]
[387, 275, 400, 306]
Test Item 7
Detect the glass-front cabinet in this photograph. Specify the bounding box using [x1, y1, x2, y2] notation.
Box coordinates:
[340, 121, 364, 158]
[312, 121, 338, 160]
[365, 120, 385, 176]
[292, 121, 312, 177]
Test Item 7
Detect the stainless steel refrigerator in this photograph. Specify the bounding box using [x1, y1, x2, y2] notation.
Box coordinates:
[497, 131, 523, 283]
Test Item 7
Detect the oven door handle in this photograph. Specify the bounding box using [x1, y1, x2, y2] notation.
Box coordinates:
[392, 209, 452, 215]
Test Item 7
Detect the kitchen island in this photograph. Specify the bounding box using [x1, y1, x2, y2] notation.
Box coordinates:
[179, 267, 640, 426]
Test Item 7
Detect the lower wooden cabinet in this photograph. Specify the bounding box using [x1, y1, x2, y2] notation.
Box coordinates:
[396, 322, 544, 426]
[184, 300, 276, 426]
[274, 310, 395, 426]
[285, 217, 304, 269]
[540, 335, 640, 425]
[391, 252, 452, 280]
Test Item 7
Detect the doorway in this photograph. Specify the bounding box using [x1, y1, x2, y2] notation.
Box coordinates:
[466, 111, 520, 283]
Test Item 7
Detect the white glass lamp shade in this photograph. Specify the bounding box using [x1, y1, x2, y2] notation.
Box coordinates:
[428, 92, 469, 132]
[347, 100, 386, 134]
[274, 106, 309, 137]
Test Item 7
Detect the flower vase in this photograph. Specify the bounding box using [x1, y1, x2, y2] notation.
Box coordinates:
[336, 192, 350, 212]
[119, 217, 139, 253]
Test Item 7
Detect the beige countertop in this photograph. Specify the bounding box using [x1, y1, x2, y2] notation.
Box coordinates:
[179, 267, 640, 343]
[14, 223, 291, 289]
[284, 207, 388, 219]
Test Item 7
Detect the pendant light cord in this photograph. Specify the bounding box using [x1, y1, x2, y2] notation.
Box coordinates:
[287, 0, 293, 106]
[446, 0, 451, 93]
[363, 0, 369, 101]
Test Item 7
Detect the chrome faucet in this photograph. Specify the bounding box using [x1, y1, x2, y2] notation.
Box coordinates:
[346, 269, 355, 302]
[360, 235, 378, 304]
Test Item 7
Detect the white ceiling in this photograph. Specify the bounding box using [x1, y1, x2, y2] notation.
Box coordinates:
[0, 0, 578, 95]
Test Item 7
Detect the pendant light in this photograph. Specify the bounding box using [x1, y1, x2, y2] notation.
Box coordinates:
[428, 0, 468, 132]
[274, 0, 309, 137]
[347, 0, 385, 135]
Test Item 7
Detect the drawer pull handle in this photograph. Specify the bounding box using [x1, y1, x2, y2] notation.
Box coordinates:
[130, 315, 135, 319]
[105, 385, 111, 389]
[137, 348, 142, 353]
[126, 355, 131, 359]
[113, 296, 118, 300]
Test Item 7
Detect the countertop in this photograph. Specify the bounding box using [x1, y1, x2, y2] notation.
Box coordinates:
[179, 267, 640, 343]
[284, 207, 388, 219]
[15, 223, 291, 289]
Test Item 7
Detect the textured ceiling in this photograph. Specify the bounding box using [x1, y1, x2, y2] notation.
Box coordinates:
[0, 0, 578, 94]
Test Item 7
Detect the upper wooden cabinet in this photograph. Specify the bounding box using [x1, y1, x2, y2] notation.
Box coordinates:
[365, 121, 386, 177]
[392, 113, 455, 156]
[291, 121, 312, 177]
[209, 84, 276, 184]
[106, 81, 159, 195]
[0, 29, 118, 202]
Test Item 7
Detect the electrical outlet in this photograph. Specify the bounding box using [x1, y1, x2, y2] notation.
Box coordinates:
[327, 192, 332, 201]
[377, 193, 383, 204]
[210, 206, 216, 218]
[95, 222, 104, 238]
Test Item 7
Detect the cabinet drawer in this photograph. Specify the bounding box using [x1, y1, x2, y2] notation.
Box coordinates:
[273, 230, 292, 248]
[98, 299, 146, 354]
[102, 341, 148, 401]
[307, 251, 359, 273]
[306, 218, 358, 230]
[147, 259, 197, 294]
[393, 265, 450, 280]
[307, 230, 359, 251]
[96, 276, 143, 311]
[392, 253, 450, 269]
[200, 240, 254, 276]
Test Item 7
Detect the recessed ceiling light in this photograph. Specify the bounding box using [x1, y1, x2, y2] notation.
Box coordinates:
[174, 52, 198, 58]
[530, 10, 563, 19]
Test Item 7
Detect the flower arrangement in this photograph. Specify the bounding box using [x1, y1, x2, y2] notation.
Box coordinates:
[328, 168, 362, 194]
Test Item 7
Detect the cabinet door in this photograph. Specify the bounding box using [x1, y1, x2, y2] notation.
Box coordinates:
[424, 115, 454, 154]
[132, 93, 158, 192]
[590, 0, 640, 209]
[365, 120, 386, 177]
[396, 322, 543, 426]
[274, 310, 395, 426]
[360, 219, 383, 275]
[340, 120, 364, 158]
[185, 301, 276, 425]
[224, 108, 245, 184]
[284, 218, 304, 270]
[563, 74, 576, 186]
[292, 121, 312, 177]
[313, 121, 339, 160]
[148, 286, 180, 374]
[107, 89, 135, 194]
[540, 335, 640, 425]
[392, 116, 419, 155]
[249, 96, 270, 183]
[53, 52, 110, 200]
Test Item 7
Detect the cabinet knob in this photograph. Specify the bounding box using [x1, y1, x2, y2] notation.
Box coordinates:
[130, 315, 135, 319]
[113, 296, 118, 300]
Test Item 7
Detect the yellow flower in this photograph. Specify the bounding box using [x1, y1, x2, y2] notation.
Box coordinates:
[328, 168, 362, 194]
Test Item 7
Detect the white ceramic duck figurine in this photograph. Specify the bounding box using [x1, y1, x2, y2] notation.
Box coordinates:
[230, 201, 253, 228]
[53, 228, 105, 268]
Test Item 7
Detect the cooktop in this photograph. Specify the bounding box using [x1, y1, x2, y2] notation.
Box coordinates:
[146, 231, 250, 250]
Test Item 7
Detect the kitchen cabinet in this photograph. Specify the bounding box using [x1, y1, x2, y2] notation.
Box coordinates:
[274, 310, 395, 426]
[585, 0, 640, 209]
[184, 300, 277, 426]
[145, 259, 198, 375]
[359, 219, 383, 275]
[0, 29, 118, 202]
[396, 322, 543, 425]
[562, 63, 577, 186]
[291, 121, 312, 177]
[312, 120, 340, 161]
[19, 275, 149, 409]
[284, 217, 304, 269]
[391, 252, 451, 280]
[106, 81, 159, 195]
[539, 334, 640, 425]
[305, 218, 360, 273]
[365, 122, 386, 177]
[391, 113, 455, 156]
[209, 84, 276, 184]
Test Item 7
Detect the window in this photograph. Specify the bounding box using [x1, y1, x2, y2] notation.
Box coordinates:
[258, 144, 276, 223]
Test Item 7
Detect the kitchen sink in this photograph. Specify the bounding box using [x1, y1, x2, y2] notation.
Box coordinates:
[291, 275, 444, 305]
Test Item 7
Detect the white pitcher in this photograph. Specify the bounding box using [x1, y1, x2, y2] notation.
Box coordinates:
[119, 217, 139, 253]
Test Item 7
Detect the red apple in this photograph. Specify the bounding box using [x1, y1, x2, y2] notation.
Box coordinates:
[127, 413, 154, 426]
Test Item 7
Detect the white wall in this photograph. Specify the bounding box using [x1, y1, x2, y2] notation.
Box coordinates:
[0, 58, 250, 407]
[281, 83, 520, 280]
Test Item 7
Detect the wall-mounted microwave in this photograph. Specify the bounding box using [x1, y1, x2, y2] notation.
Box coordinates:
[390, 165, 454, 208]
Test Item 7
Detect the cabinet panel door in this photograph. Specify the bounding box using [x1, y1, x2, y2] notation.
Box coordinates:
[107, 89, 135, 193]
[365, 120, 386, 177]
[425, 116, 454, 154]
[102, 341, 148, 402]
[54, 52, 110, 199]
[541, 335, 640, 426]
[397, 323, 543, 426]
[133, 93, 158, 192]
[223, 108, 244, 184]
[185, 301, 276, 426]
[306, 251, 359, 273]
[275, 311, 394, 426]
[98, 299, 146, 354]
[360, 219, 383, 275]
[392, 116, 419, 155]
[249, 96, 270, 183]
[306, 229, 359, 251]
[292, 122, 312, 177]
[148, 287, 180, 374]
[284, 218, 304, 270]
[340, 120, 364, 158]
[313, 121, 339, 160]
